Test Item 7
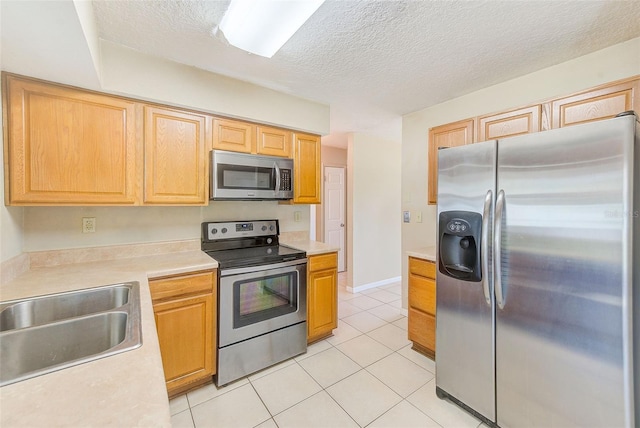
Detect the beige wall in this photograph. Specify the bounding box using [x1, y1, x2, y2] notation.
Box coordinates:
[22, 202, 309, 252]
[0, 84, 24, 263]
[315, 146, 348, 241]
[100, 41, 329, 136]
[400, 37, 640, 308]
[347, 133, 401, 289]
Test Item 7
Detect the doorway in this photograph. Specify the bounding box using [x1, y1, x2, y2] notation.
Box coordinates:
[324, 166, 346, 272]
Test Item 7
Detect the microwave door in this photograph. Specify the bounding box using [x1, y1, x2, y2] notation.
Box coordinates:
[211, 150, 292, 200]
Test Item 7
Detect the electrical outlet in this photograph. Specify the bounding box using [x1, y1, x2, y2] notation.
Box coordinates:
[416, 211, 423, 223]
[294, 211, 301, 222]
[82, 217, 96, 233]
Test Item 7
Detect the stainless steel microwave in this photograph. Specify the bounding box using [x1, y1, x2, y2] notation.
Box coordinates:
[210, 150, 294, 200]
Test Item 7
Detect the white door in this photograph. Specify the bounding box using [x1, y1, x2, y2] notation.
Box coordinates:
[324, 166, 346, 272]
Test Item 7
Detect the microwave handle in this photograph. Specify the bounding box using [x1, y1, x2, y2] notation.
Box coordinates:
[274, 163, 281, 192]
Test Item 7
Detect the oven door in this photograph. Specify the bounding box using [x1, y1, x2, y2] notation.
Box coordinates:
[218, 259, 307, 347]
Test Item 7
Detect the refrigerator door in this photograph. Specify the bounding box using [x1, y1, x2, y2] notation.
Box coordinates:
[436, 140, 496, 423]
[495, 115, 636, 427]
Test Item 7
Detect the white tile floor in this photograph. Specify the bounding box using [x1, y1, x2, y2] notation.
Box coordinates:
[170, 273, 485, 428]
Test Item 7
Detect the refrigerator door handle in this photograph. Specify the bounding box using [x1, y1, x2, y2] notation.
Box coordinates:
[494, 189, 506, 309]
[481, 190, 493, 305]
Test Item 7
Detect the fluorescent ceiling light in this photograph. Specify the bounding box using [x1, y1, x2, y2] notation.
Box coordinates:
[219, 0, 325, 58]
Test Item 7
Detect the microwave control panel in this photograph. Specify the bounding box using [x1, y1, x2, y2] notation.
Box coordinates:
[280, 169, 292, 191]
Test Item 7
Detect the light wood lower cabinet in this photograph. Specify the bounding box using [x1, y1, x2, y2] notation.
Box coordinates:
[408, 257, 436, 359]
[149, 270, 216, 397]
[307, 252, 338, 343]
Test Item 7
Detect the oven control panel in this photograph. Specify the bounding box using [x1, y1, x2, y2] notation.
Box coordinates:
[204, 220, 278, 241]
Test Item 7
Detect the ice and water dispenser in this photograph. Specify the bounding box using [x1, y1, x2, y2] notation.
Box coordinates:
[438, 211, 482, 282]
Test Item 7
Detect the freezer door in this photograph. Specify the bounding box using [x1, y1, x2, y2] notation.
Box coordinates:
[436, 140, 496, 423]
[495, 115, 636, 427]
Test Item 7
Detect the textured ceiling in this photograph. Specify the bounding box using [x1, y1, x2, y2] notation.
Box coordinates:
[92, 0, 640, 145]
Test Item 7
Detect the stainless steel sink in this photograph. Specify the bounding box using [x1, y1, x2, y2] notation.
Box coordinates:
[0, 285, 130, 331]
[0, 282, 142, 387]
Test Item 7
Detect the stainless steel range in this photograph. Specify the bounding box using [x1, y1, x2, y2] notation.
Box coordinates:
[201, 220, 307, 386]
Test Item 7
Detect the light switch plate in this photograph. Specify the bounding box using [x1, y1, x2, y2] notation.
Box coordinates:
[416, 211, 422, 223]
[403, 211, 410, 223]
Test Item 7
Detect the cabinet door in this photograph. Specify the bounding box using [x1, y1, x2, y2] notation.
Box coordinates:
[478, 105, 541, 142]
[256, 125, 292, 157]
[212, 118, 254, 153]
[153, 293, 215, 394]
[144, 106, 211, 205]
[408, 258, 437, 358]
[293, 132, 321, 204]
[307, 267, 338, 342]
[4, 75, 138, 205]
[551, 79, 638, 128]
[428, 119, 473, 204]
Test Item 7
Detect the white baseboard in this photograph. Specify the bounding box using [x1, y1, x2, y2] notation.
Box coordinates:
[347, 276, 401, 293]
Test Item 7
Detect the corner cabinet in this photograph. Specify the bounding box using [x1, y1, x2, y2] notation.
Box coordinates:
[427, 119, 473, 204]
[408, 257, 436, 359]
[293, 132, 322, 204]
[307, 252, 338, 343]
[3, 74, 139, 205]
[144, 106, 211, 205]
[149, 270, 217, 397]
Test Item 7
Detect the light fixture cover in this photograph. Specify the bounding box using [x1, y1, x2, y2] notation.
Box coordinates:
[219, 0, 325, 58]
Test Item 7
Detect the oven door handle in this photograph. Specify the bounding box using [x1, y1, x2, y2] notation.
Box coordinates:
[220, 258, 308, 277]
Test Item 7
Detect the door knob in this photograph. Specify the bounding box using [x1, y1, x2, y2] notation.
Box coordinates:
[340, 223, 345, 227]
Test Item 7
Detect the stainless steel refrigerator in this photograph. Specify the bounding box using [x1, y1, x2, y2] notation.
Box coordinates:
[435, 112, 639, 427]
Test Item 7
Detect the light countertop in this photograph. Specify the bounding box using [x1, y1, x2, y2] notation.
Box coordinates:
[280, 239, 340, 256]
[407, 246, 437, 262]
[0, 250, 217, 427]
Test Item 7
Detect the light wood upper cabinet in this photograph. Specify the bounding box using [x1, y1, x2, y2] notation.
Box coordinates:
[3, 74, 138, 205]
[144, 106, 211, 205]
[428, 119, 473, 205]
[551, 79, 638, 128]
[293, 132, 321, 204]
[150, 270, 216, 397]
[478, 105, 541, 142]
[256, 125, 292, 157]
[212, 118, 255, 153]
[408, 257, 436, 359]
[307, 252, 338, 343]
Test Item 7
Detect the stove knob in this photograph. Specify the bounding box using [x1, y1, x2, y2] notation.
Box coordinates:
[261, 225, 267, 231]
[221, 228, 228, 234]
[267, 238, 273, 244]
[269, 225, 275, 231]
[211, 228, 218, 235]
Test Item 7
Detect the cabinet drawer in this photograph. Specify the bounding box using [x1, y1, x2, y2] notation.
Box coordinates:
[409, 274, 436, 315]
[408, 308, 436, 352]
[150, 271, 214, 302]
[308, 252, 338, 272]
[409, 257, 436, 279]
